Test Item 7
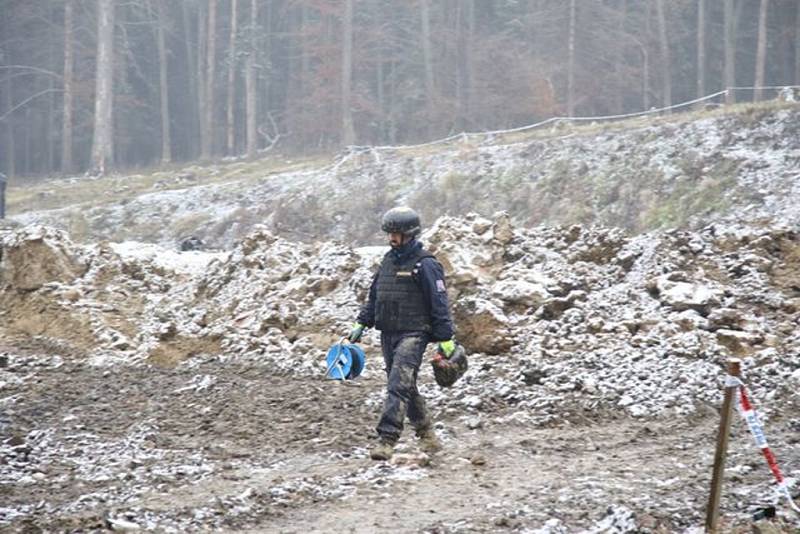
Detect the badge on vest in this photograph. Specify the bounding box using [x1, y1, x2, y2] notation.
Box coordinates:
[436, 279, 446, 292]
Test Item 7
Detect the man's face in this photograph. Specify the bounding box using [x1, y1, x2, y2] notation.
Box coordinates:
[388, 232, 405, 248]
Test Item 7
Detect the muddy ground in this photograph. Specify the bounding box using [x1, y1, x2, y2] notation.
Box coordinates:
[3, 338, 799, 533]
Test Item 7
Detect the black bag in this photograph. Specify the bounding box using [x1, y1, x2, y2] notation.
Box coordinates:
[431, 343, 468, 388]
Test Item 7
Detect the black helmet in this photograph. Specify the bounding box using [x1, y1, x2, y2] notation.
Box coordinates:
[381, 207, 421, 237]
[432, 344, 468, 388]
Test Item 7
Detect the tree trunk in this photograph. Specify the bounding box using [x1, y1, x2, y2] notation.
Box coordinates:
[466, 0, 476, 124]
[656, 0, 671, 109]
[696, 0, 706, 100]
[420, 0, 435, 134]
[372, 0, 385, 140]
[567, 0, 576, 116]
[614, 0, 627, 114]
[262, 0, 272, 138]
[455, 0, 475, 128]
[24, 107, 32, 175]
[182, 2, 199, 158]
[795, 3, 800, 86]
[157, 1, 172, 163]
[245, 0, 258, 159]
[47, 12, 57, 174]
[341, 0, 355, 147]
[642, 44, 650, 110]
[226, 0, 238, 155]
[90, 0, 115, 175]
[201, 0, 217, 160]
[754, 0, 769, 101]
[4, 78, 14, 178]
[61, 0, 74, 173]
[724, 0, 736, 103]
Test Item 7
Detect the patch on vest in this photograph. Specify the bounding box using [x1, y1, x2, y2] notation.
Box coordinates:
[436, 279, 446, 292]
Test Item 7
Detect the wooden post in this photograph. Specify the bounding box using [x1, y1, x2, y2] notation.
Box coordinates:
[705, 359, 741, 533]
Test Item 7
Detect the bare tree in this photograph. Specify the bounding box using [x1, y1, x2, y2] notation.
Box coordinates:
[656, 0, 671, 109]
[420, 0, 435, 133]
[245, 0, 258, 159]
[724, 0, 736, 103]
[61, 0, 75, 172]
[156, 0, 172, 163]
[567, 0, 576, 116]
[754, 0, 769, 101]
[341, 0, 355, 146]
[90, 0, 115, 175]
[614, 0, 628, 114]
[226, 0, 238, 155]
[3, 78, 14, 178]
[696, 0, 706, 100]
[796, 3, 800, 86]
[201, 0, 217, 160]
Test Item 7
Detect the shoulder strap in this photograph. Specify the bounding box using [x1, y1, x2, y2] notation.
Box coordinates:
[411, 249, 437, 284]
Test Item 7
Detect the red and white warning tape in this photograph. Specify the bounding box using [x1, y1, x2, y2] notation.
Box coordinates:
[725, 375, 800, 513]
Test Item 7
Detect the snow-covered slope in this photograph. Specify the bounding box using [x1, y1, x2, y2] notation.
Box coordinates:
[9, 103, 800, 249]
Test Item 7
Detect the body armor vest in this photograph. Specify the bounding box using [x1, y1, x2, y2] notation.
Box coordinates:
[374, 247, 434, 332]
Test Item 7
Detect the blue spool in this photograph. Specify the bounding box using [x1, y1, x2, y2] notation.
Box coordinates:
[348, 344, 366, 378]
[325, 342, 366, 380]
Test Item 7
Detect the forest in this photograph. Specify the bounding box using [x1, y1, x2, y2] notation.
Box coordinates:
[1, 0, 799, 177]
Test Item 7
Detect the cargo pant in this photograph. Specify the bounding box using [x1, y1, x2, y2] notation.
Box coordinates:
[376, 331, 431, 443]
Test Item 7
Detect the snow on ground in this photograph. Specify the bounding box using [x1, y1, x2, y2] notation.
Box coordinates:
[2, 213, 800, 530]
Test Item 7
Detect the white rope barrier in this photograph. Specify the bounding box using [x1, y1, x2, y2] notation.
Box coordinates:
[726, 85, 800, 91]
[330, 85, 799, 171]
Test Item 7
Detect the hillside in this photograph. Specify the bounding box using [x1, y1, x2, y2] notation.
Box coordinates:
[5, 101, 800, 249]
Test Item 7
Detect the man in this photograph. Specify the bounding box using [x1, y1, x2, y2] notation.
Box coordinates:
[349, 207, 457, 461]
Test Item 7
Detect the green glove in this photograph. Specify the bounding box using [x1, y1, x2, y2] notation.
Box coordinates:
[348, 322, 365, 343]
[438, 339, 456, 358]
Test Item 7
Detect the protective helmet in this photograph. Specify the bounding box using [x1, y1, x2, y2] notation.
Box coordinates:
[431, 343, 468, 388]
[381, 207, 421, 237]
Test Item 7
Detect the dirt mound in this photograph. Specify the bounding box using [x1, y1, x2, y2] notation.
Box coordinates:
[1, 226, 87, 290]
[2, 215, 799, 417]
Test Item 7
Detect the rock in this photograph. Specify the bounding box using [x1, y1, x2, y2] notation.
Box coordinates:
[673, 310, 710, 331]
[653, 276, 722, 315]
[179, 236, 205, 251]
[390, 452, 430, 467]
[752, 522, 785, 534]
[107, 516, 141, 531]
[538, 290, 586, 320]
[453, 296, 514, 354]
[470, 454, 487, 466]
[716, 329, 763, 355]
[466, 417, 483, 430]
[472, 219, 492, 235]
[62, 288, 81, 302]
[491, 279, 549, 308]
[707, 308, 745, 331]
[791, 369, 800, 384]
[492, 212, 514, 245]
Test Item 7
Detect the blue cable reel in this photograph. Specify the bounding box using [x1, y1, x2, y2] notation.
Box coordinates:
[325, 339, 366, 380]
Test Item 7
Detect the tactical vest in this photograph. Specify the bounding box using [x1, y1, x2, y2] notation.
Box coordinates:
[374, 247, 434, 332]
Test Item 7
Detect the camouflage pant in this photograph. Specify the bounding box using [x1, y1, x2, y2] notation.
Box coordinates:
[376, 332, 431, 443]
